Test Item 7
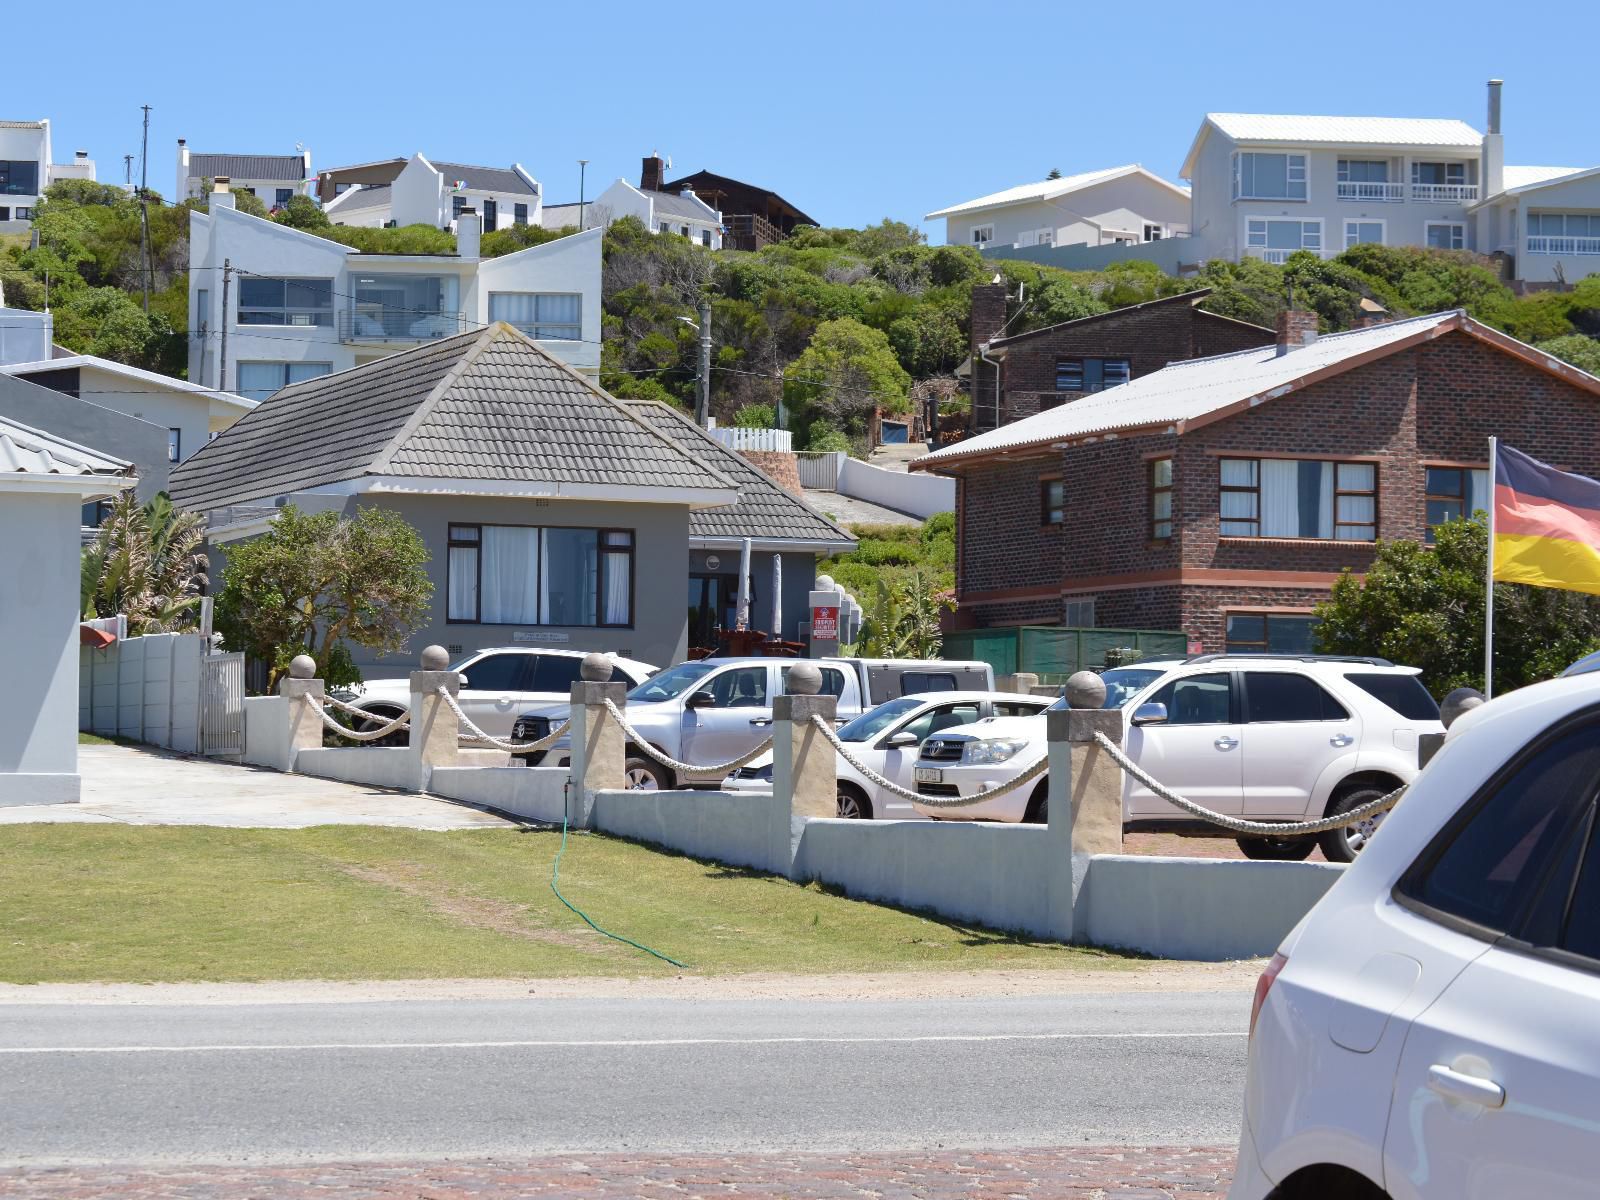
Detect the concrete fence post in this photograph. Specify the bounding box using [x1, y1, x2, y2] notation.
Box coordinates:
[772, 662, 837, 870]
[567, 653, 628, 829]
[278, 654, 325, 773]
[409, 644, 462, 789]
[1420, 686, 1485, 768]
[1044, 671, 1125, 939]
[997, 672, 1040, 695]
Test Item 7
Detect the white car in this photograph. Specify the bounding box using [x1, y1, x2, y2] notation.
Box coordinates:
[724, 691, 1053, 818]
[1231, 669, 1600, 1200]
[911, 655, 1444, 862]
[338, 647, 657, 741]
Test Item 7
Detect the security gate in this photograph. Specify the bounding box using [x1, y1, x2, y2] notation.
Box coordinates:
[199, 652, 245, 757]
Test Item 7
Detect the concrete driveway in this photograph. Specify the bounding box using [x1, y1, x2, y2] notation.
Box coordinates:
[0, 744, 511, 830]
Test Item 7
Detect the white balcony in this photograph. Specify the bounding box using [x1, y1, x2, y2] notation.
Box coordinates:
[1410, 183, 1478, 203]
[1528, 236, 1600, 256]
[1336, 181, 1404, 202]
[1246, 247, 1325, 265]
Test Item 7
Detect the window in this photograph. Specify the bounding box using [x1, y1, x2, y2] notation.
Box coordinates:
[334, 182, 352, 196]
[1246, 218, 1322, 259]
[902, 703, 982, 743]
[1226, 612, 1318, 654]
[701, 230, 712, 247]
[237, 277, 333, 327]
[1055, 357, 1130, 393]
[514, 202, 528, 226]
[1398, 720, 1600, 936]
[487, 292, 582, 340]
[1219, 457, 1376, 540]
[971, 224, 994, 246]
[1338, 159, 1390, 183]
[167, 428, 181, 463]
[1412, 161, 1467, 187]
[0, 207, 8, 221]
[452, 195, 468, 218]
[1234, 152, 1308, 200]
[1243, 672, 1348, 723]
[12, 206, 31, 220]
[1344, 220, 1385, 248]
[781, 664, 848, 699]
[1344, 673, 1441, 721]
[445, 524, 633, 627]
[234, 361, 332, 403]
[1063, 597, 1096, 627]
[196, 288, 209, 332]
[710, 666, 768, 708]
[1528, 213, 1600, 253]
[460, 653, 531, 693]
[275, 188, 294, 207]
[1150, 457, 1173, 539]
[1425, 466, 1489, 540]
[1148, 672, 1232, 725]
[530, 655, 588, 692]
[1425, 222, 1466, 251]
[1143, 223, 1163, 242]
[1040, 477, 1064, 525]
[482, 198, 497, 232]
[0, 160, 40, 195]
[1558, 813, 1600, 961]
[900, 672, 958, 694]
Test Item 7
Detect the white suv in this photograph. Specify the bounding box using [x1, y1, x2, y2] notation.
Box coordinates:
[911, 655, 1443, 862]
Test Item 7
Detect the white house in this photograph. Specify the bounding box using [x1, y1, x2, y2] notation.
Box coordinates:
[0, 119, 95, 232]
[187, 182, 601, 399]
[323, 153, 541, 233]
[925, 165, 1191, 251]
[1471, 165, 1600, 287]
[0, 416, 134, 804]
[585, 176, 723, 248]
[175, 140, 313, 207]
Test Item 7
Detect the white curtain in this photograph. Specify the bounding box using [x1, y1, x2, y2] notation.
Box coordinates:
[447, 546, 478, 621]
[1335, 463, 1376, 539]
[1260, 460, 1304, 537]
[1468, 469, 1490, 520]
[603, 550, 630, 625]
[481, 527, 537, 623]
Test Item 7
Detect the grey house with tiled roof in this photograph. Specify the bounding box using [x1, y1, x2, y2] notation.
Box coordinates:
[320, 152, 541, 234]
[176, 140, 312, 205]
[172, 324, 739, 670]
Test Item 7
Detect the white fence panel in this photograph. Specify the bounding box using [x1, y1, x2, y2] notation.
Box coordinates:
[708, 427, 794, 453]
[199, 653, 244, 757]
[78, 632, 208, 753]
[795, 451, 846, 490]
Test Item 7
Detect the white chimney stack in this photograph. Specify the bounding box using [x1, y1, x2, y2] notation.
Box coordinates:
[211, 177, 235, 210]
[456, 207, 481, 258]
[1483, 79, 1505, 198]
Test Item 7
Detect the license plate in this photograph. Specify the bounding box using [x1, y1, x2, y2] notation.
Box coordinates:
[914, 767, 943, 784]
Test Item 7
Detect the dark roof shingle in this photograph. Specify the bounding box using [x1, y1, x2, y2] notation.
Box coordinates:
[431, 161, 537, 196]
[189, 153, 307, 182]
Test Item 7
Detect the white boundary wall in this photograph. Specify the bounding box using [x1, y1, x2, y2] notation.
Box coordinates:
[837, 457, 954, 519]
[79, 633, 204, 754]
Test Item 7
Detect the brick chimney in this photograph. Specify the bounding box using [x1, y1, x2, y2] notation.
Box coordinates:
[970, 282, 1008, 354]
[1275, 309, 1319, 354]
[969, 281, 1009, 433]
[641, 155, 665, 192]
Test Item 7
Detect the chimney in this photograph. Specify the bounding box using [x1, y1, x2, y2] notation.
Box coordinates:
[1275, 309, 1319, 354]
[641, 155, 665, 192]
[1356, 297, 1390, 328]
[1483, 79, 1505, 197]
[210, 177, 235, 210]
[970, 281, 1008, 354]
[455, 207, 481, 258]
[74, 150, 87, 161]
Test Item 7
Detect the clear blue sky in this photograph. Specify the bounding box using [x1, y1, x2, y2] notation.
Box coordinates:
[11, 0, 1592, 242]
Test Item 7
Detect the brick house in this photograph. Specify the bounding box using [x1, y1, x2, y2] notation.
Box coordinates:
[967, 285, 1275, 435]
[915, 309, 1600, 653]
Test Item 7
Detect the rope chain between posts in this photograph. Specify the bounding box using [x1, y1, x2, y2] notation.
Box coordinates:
[435, 687, 571, 755]
[603, 698, 774, 776]
[809, 715, 1050, 808]
[1091, 730, 1407, 836]
[303, 694, 412, 741]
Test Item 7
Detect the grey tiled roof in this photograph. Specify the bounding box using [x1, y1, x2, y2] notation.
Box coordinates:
[646, 189, 717, 221]
[189, 153, 306, 182]
[169, 326, 735, 512]
[432, 161, 537, 196]
[629, 403, 855, 548]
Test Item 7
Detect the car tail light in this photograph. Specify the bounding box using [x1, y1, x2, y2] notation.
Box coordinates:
[1250, 953, 1288, 1037]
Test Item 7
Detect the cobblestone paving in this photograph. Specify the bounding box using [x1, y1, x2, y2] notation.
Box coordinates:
[0, 1147, 1235, 1198]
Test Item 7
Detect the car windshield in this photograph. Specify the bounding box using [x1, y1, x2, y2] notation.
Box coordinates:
[835, 696, 924, 743]
[1047, 667, 1167, 711]
[627, 661, 720, 703]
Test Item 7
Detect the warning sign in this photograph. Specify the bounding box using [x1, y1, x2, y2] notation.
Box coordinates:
[812, 605, 839, 640]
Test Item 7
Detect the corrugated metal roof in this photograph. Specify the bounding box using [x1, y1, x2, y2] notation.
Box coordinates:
[1499, 165, 1594, 193]
[432, 161, 537, 196]
[328, 183, 392, 212]
[189, 153, 307, 182]
[925, 165, 1184, 220]
[0, 415, 131, 476]
[1203, 114, 1482, 147]
[915, 313, 1463, 467]
[168, 326, 736, 512]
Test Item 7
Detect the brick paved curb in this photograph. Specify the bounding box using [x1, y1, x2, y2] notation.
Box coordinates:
[0, 1146, 1235, 1198]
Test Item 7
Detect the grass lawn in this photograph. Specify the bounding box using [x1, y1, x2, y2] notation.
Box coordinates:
[0, 826, 1128, 984]
[77, 732, 116, 745]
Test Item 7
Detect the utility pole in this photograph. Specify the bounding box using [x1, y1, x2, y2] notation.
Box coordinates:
[218, 259, 232, 393]
[123, 154, 133, 188]
[696, 297, 712, 427]
[138, 105, 152, 312]
[577, 159, 589, 230]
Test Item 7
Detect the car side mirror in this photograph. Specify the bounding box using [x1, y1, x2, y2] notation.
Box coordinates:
[687, 690, 716, 709]
[1131, 701, 1168, 726]
[884, 731, 920, 749]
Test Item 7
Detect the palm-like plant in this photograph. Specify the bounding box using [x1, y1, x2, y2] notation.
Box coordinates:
[82, 492, 208, 634]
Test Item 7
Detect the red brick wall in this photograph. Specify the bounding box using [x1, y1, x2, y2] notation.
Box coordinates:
[959, 458, 1065, 599]
[739, 449, 804, 497]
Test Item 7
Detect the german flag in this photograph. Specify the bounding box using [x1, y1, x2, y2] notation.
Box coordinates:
[1493, 443, 1600, 596]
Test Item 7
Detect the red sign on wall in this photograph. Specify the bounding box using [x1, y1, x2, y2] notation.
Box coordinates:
[812, 606, 840, 640]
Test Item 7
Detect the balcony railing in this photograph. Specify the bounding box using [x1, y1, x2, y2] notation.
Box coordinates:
[724, 212, 784, 251]
[338, 310, 465, 344]
[1528, 236, 1600, 256]
[1336, 181, 1404, 202]
[1410, 183, 1478, 203]
[1246, 247, 1325, 265]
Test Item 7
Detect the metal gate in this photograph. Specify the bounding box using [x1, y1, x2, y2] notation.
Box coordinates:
[795, 450, 845, 490]
[199, 652, 245, 757]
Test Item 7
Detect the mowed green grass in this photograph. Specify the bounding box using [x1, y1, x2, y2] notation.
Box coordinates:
[0, 826, 1128, 983]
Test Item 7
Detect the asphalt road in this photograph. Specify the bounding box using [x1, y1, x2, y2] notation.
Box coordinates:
[0, 990, 1250, 1167]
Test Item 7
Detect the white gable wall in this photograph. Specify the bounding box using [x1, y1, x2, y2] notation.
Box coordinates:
[939, 174, 1189, 250]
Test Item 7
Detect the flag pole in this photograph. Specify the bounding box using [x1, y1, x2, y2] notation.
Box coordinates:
[1485, 436, 1498, 699]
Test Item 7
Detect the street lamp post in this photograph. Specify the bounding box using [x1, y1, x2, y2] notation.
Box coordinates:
[578, 159, 589, 230]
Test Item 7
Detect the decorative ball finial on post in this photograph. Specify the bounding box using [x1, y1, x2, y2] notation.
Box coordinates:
[580, 652, 613, 683]
[1440, 687, 1486, 729]
[1065, 670, 1107, 711]
[786, 661, 823, 696]
[419, 645, 450, 671]
[288, 654, 317, 680]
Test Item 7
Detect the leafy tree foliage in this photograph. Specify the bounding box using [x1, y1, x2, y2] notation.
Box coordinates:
[783, 317, 911, 446]
[1538, 334, 1600, 375]
[81, 492, 208, 633]
[273, 194, 330, 230]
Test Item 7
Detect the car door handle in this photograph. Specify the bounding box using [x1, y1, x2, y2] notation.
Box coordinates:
[1427, 1064, 1506, 1109]
[1214, 736, 1238, 751]
[749, 718, 772, 727]
[1330, 733, 1354, 747]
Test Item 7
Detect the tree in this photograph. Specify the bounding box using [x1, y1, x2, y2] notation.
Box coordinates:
[852, 570, 954, 658]
[81, 492, 207, 634]
[1046, 168, 1063, 180]
[1538, 334, 1600, 376]
[1313, 517, 1600, 695]
[273, 194, 330, 230]
[215, 505, 433, 690]
[784, 317, 912, 444]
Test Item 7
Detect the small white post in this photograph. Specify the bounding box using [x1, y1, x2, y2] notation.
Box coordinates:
[409, 644, 462, 790]
[1484, 436, 1498, 699]
[567, 653, 629, 829]
[772, 662, 837, 873]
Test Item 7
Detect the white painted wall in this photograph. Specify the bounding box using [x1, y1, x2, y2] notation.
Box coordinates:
[940, 174, 1190, 250]
[474, 227, 603, 372]
[0, 306, 52, 366]
[1495, 171, 1600, 285]
[428, 765, 569, 822]
[837, 457, 954, 519]
[79, 633, 204, 755]
[589, 178, 722, 248]
[592, 788, 794, 877]
[242, 696, 292, 772]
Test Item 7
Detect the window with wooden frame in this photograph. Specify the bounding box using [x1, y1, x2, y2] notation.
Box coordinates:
[1149, 457, 1173, 539]
[1425, 466, 1490, 542]
[445, 523, 635, 627]
[1040, 477, 1064, 526]
[1225, 612, 1319, 653]
[1219, 457, 1377, 540]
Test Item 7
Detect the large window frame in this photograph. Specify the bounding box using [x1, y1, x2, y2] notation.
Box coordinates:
[1225, 611, 1319, 654]
[1150, 457, 1173, 540]
[1219, 456, 1378, 541]
[1246, 218, 1323, 260]
[234, 360, 333, 403]
[1425, 221, 1466, 251]
[0, 159, 41, 196]
[970, 224, 994, 246]
[445, 522, 635, 628]
[487, 292, 583, 341]
[1344, 219, 1386, 248]
[1055, 356, 1131, 393]
[236, 276, 334, 327]
[1233, 152, 1308, 201]
[1425, 464, 1489, 542]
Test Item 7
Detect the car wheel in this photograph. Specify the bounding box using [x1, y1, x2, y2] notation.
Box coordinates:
[1237, 835, 1316, 861]
[1319, 785, 1391, 863]
[349, 707, 409, 748]
[625, 756, 671, 791]
[836, 785, 872, 820]
[1022, 779, 1049, 824]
